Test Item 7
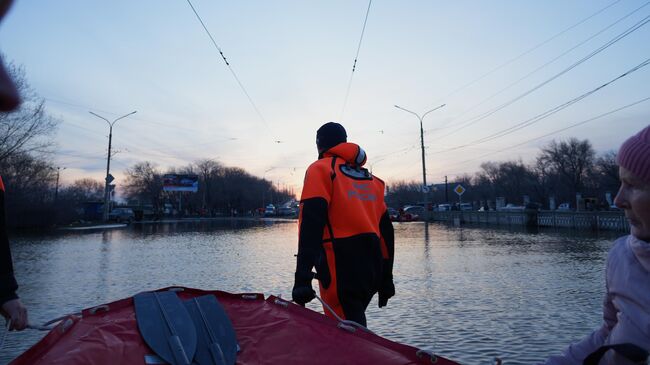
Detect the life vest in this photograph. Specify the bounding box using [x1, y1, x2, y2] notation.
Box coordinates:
[300, 142, 387, 245]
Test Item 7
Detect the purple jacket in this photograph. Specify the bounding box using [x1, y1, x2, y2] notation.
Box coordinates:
[545, 235, 650, 364]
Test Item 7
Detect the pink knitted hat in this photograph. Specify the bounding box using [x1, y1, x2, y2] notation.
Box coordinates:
[617, 124, 650, 183]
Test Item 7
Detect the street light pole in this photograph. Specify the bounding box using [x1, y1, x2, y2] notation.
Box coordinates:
[90, 110, 137, 221]
[394, 104, 446, 206]
[54, 166, 66, 203]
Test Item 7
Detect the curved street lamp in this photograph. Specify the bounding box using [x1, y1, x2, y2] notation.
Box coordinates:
[90, 110, 137, 221]
[394, 104, 445, 204]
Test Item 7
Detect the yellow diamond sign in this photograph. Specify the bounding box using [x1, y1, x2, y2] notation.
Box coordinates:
[454, 184, 465, 196]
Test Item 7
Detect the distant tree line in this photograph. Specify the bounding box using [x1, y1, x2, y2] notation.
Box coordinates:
[385, 138, 620, 210]
[122, 159, 293, 217]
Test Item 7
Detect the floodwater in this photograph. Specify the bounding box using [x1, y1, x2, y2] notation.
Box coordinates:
[1, 219, 619, 364]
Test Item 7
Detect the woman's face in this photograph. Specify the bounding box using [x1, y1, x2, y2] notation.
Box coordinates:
[615, 166, 650, 241]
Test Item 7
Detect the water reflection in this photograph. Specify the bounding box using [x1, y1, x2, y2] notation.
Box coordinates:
[2, 219, 620, 364]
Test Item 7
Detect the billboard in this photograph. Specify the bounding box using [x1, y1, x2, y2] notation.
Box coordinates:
[162, 174, 199, 192]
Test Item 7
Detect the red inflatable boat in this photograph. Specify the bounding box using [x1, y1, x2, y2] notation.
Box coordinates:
[11, 287, 460, 365]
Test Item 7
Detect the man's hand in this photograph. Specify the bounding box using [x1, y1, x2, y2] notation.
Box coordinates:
[378, 280, 395, 308]
[1, 298, 28, 331]
[292, 286, 316, 306]
[292, 272, 316, 306]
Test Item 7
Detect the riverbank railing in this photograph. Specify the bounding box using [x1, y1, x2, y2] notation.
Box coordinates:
[426, 210, 629, 232]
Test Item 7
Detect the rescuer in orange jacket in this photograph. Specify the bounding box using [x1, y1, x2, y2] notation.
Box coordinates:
[292, 122, 395, 327]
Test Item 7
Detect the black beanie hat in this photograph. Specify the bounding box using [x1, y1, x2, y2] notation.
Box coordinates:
[316, 122, 347, 152]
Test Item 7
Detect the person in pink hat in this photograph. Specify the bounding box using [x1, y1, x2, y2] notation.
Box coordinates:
[545, 125, 650, 364]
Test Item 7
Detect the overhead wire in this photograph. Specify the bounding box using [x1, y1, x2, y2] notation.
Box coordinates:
[429, 57, 650, 155]
[431, 1, 649, 132]
[55, 121, 205, 168]
[47, 98, 241, 167]
[185, 0, 272, 134]
[429, 14, 650, 142]
[369, 144, 420, 173]
[339, 0, 373, 120]
[385, 142, 506, 181]
[433, 0, 622, 103]
[52, 97, 240, 147]
[49, 100, 234, 163]
[471, 58, 650, 144]
[46, 97, 211, 134]
[454, 96, 650, 167]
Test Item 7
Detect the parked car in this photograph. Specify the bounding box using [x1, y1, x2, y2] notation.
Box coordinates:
[278, 206, 297, 216]
[497, 204, 525, 211]
[264, 204, 276, 216]
[557, 203, 571, 211]
[108, 208, 134, 223]
[459, 203, 473, 211]
[401, 205, 425, 221]
[437, 204, 451, 211]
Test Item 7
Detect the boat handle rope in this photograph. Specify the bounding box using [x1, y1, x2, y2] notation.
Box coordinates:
[1, 310, 82, 353]
[310, 295, 376, 335]
[33, 312, 81, 331]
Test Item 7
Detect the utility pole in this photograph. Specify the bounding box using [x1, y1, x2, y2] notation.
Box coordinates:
[445, 175, 449, 203]
[90, 110, 137, 221]
[54, 166, 66, 203]
[394, 104, 446, 206]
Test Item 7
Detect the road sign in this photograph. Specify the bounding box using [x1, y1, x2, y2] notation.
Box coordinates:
[422, 185, 430, 193]
[105, 174, 114, 183]
[454, 184, 465, 196]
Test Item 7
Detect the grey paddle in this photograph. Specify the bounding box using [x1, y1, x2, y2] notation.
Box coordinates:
[183, 295, 238, 365]
[134, 291, 197, 365]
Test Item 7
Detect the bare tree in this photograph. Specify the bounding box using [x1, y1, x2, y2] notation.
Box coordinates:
[194, 159, 223, 209]
[61, 178, 104, 202]
[124, 162, 163, 210]
[537, 138, 595, 202]
[0, 59, 60, 227]
[473, 160, 538, 205]
[122, 158, 294, 217]
[385, 181, 422, 208]
[1, 152, 56, 227]
[590, 151, 620, 204]
[0, 60, 58, 162]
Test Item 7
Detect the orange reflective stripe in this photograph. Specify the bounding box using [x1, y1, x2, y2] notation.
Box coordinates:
[0, 176, 4, 192]
[318, 242, 345, 320]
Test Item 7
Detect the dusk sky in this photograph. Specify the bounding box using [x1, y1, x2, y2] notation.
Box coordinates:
[1, 0, 648, 195]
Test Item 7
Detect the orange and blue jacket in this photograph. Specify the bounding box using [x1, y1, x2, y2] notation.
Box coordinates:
[0, 176, 18, 306]
[296, 142, 394, 299]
